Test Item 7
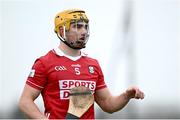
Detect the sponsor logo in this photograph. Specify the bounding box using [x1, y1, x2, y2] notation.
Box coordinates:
[59, 80, 96, 99]
[71, 64, 81, 68]
[28, 69, 35, 77]
[55, 66, 67, 71]
[89, 66, 94, 74]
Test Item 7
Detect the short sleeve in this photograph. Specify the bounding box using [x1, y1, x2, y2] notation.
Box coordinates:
[26, 59, 47, 90]
[95, 61, 107, 90]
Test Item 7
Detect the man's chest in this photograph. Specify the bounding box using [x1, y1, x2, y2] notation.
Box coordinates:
[47, 59, 98, 80]
[44, 58, 99, 99]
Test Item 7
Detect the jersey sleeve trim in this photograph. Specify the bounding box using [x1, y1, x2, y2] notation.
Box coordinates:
[96, 84, 107, 90]
[26, 80, 44, 90]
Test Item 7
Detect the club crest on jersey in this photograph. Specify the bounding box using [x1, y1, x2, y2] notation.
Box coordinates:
[88, 66, 94, 74]
[29, 69, 35, 77]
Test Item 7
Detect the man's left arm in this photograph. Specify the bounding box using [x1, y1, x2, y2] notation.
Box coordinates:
[94, 86, 145, 114]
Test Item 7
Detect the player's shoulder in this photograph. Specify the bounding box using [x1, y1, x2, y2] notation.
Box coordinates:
[82, 52, 99, 64]
[34, 49, 55, 63]
[39, 49, 52, 58]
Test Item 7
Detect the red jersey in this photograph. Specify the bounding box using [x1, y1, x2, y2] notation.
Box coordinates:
[26, 48, 107, 119]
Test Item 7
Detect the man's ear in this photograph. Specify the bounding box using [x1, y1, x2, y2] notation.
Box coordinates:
[59, 26, 64, 37]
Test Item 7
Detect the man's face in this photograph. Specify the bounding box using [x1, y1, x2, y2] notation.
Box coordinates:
[65, 21, 89, 49]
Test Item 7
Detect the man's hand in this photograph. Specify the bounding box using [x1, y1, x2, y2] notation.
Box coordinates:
[125, 86, 145, 100]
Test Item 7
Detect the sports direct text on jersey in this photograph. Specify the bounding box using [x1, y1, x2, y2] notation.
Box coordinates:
[59, 80, 96, 99]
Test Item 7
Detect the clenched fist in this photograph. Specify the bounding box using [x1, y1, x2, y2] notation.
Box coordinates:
[125, 86, 145, 100]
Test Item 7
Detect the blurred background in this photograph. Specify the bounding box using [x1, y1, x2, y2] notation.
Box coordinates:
[0, 0, 180, 118]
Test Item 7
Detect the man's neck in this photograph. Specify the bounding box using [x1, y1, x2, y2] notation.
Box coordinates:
[58, 43, 81, 57]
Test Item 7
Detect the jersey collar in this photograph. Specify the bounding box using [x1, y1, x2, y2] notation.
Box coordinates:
[53, 47, 87, 58]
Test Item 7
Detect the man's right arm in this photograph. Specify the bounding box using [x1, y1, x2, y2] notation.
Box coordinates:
[18, 84, 47, 119]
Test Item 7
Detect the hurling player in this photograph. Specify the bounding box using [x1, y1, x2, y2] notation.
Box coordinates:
[19, 9, 145, 119]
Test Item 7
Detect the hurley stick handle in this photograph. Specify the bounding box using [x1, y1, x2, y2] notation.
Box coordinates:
[66, 86, 94, 118]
